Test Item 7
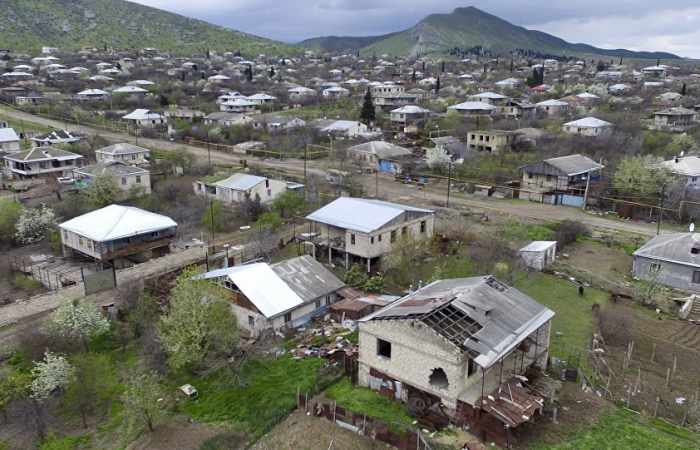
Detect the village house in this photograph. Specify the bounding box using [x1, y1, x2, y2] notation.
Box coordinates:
[520, 154, 603, 206]
[632, 233, 700, 293]
[288, 86, 317, 101]
[246, 93, 277, 106]
[0, 127, 20, 152]
[312, 119, 368, 138]
[76, 89, 109, 101]
[389, 105, 431, 133]
[95, 143, 150, 165]
[642, 65, 667, 79]
[304, 197, 434, 272]
[112, 86, 149, 98]
[195, 255, 345, 337]
[660, 155, 700, 188]
[3, 147, 82, 180]
[251, 115, 306, 132]
[357, 275, 554, 447]
[429, 136, 470, 162]
[59, 204, 177, 268]
[163, 107, 205, 122]
[193, 172, 289, 205]
[73, 161, 151, 195]
[31, 129, 81, 147]
[466, 130, 515, 153]
[467, 92, 511, 108]
[562, 117, 614, 137]
[347, 141, 413, 174]
[535, 99, 569, 117]
[322, 86, 350, 99]
[494, 78, 523, 90]
[503, 100, 536, 119]
[204, 112, 255, 127]
[122, 109, 166, 128]
[448, 101, 497, 117]
[654, 107, 696, 132]
[219, 98, 257, 113]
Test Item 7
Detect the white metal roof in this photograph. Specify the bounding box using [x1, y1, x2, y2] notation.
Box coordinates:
[0, 128, 20, 143]
[564, 117, 613, 128]
[77, 89, 108, 96]
[536, 99, 569, 107]
[448, 101, 497, 111]
[660, 156, 700, 177]
[520, 241, 557, 252]
[306, 197, 433, 233]
[122, 109, 163, 120]
[59, 205, 177, 242]
[213, 173, 266, 191]
[113, 86, 148, 94]
[206, 263, 304, 318]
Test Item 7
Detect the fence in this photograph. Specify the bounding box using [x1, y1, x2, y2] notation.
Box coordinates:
[297, 394, 433, 450]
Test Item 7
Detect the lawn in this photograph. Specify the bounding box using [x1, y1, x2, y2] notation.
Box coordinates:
[515, 273, 609, 361]
[530, 408, 699, 450]
[325, 378, 414, 430]
[183, 356, 331, 438]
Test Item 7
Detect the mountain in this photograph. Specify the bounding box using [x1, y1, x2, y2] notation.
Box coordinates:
[1, 0, 293, 55]
[299, 34, 395, 53]
[303, 7, 680, 60]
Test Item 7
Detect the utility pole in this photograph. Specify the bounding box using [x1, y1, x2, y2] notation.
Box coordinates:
[582, 172, 591, 210]
[207, 138, 212, 173]
[375, 168, 379, 198]
[304, 144, 308, 197]
[657, 184, 666, 235]
[446, 162, 453, 207]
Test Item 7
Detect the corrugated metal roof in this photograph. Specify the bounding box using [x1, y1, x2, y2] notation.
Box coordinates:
[0, 128, 19, 143]
[213, 173, 266, 191]
[634, 232, 700, 268]
[362, 276, 555, 369]
[271, 255, 345, 303]
[306, 197, 433, 233]
[520, 241, 557, 252]
[95, 143, 150, 156]
[348, 141, 412, 160]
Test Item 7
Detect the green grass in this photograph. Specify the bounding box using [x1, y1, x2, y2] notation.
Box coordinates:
[183, 356, 328, 438]
[325, 378, 414, 430]
[515, 273, 608, 361]
[531, 408, 699, 450]
[501, 220, 556, 243]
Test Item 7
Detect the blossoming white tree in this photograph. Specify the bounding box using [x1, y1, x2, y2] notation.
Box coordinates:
[426, 145, 452, 171]
[14, 204, 56, 245]
[30, 351, 73, 401]
[49, 299, 111, 350]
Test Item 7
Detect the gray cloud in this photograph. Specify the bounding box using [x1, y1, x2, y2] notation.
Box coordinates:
[132, 1, 700, 57]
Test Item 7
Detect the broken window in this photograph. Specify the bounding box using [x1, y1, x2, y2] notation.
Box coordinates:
[284, 312, 292, 323]
[350, 234, 356, 245]
[693, 271, 700, 284]
[429, 368, 449, 389]
[467, 359, 477, 377]
[377, 338, 392, 359]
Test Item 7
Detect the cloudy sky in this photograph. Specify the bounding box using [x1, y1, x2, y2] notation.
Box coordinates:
[132, 1, 700, 57]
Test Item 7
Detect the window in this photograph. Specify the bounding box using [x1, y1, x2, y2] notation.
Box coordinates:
[350, 234, 356, 245]
[468, 359, 477, 377]
[370, 236, 375, 244]
[377, 338, 392, 358]
[429, 368, 449, 389]
[315, 299, 321, 309]
[248, 316, 255, 328]
[378, 234, 382, 242]
[692, 247, 700, 255]
[325, 295, 331, 306]
[265, 179, 270, 188]
[131, 154, 137, 160]
[390, 230, 397, 243]
[121, 177, 127, 185]
[135, 175, 142, 184]
[78, 237, 84, 247]
[402, 226, 407, 236]
[649, 263, 661, 273]
[284, 312, 292, 323]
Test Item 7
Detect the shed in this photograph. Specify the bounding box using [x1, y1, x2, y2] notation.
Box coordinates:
[519, 241, 557, 271]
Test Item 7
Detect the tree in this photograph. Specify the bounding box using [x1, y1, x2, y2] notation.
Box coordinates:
[0, 199, 23, 244]
[0, 371, 30, 423]
[30, 352, 73, 401]
[158, 269, 238, 370]
[241, 192, 264, 222]
[15, 204, 56, 245]
[440, 61, 445, 73]
[271, 191, 304, 218]
[435, 76, 441, 93]
[256, 211, 283, 231]
[426, 146, 451, 172]
[121, 371, 168, 433]
[269, 66, 275, 78]
[84, 175, 121, 208]
[48, 300, 110, 351]
[245, 64, 253, 82]
[359, 89, 375, 125]
[613, 156, 673, 197]
[344, 264, 368, 288]
[62, 354, 117, 428]
[681, 83, 687, 96]
[411, 68, 416, 83]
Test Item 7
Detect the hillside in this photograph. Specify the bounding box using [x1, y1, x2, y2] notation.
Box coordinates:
[299, 34, 395, 53]
[305, 6, 679, 59]
[1, 0, 294, 55]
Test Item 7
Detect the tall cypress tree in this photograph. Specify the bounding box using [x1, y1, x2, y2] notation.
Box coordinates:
[360, 89, 375, 125]
[435, 76, 441, 93]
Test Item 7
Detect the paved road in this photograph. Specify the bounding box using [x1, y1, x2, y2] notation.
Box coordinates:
[1, 105, 661, 239]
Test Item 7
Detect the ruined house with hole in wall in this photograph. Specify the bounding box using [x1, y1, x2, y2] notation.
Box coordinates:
[357, 275, 554, 447]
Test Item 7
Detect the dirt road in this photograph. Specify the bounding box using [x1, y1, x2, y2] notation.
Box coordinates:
[1, 105, 660, 238]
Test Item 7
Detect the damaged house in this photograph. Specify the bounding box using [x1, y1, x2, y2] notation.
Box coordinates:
[358, 276, 554, 447]
[195, 255, 344, 337]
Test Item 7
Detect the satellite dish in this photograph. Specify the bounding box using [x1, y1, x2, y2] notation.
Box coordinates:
[690, 222, 695, 232]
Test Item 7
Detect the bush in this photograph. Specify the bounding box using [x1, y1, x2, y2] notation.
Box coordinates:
[555, 220, 589, 249]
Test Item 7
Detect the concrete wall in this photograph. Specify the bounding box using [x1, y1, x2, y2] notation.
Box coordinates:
[345, 215, 435, 259]
[632, 256, 700, 292]
[0, 141, 20, 152]
[61, 229, 101, 259]
[563, 125, 612, 137]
